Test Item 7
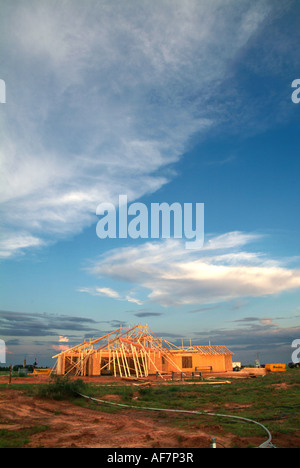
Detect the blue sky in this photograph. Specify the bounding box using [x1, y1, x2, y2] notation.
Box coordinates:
[0, 0, 300, 366]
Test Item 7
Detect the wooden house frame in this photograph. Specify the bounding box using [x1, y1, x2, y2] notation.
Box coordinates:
[52, 325, 233, 378]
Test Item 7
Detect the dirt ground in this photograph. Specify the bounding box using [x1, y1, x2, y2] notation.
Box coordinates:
[0, 374, 299, 448]
[0, 369, 265, 387]
[0, 387, 259, 449]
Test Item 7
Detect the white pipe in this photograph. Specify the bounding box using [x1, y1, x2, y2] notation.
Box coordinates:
[77, 393, 274, 448]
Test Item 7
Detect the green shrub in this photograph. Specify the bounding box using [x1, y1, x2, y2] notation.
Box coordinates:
[37, 376, 89, 401]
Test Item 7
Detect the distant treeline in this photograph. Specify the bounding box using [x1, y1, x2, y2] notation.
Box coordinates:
[0, 365, 40, 372]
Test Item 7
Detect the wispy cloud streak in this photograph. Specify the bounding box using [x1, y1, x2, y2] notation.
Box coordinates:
[0, 0, 277, 257]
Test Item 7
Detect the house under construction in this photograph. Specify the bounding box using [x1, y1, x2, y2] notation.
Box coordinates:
[52, 325, 233, 379]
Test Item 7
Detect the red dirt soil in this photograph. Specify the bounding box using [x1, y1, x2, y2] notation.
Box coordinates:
[0, 375, 299, 448]
[0, 387, 224, 448]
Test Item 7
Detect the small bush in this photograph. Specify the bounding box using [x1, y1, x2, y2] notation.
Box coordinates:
[38, 376, 89, 401]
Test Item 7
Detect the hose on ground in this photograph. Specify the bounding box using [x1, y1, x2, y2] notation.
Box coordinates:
[77, 392, 275, 448]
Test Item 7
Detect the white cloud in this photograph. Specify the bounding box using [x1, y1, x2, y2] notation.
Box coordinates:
[96, 287, 121, 299]
[85, 233, 300, 306]
[259, 318, 274, 326]
[203, 231, 262, 251]
[0, 0, 273, 257]
[78, 285, 143, 305]
[125, 295, 144, 306]
[0, 231, 45, 258]
[59, 336, 69, 343]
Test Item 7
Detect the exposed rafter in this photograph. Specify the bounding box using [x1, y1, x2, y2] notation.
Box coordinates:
[52, 325, 233, 378]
